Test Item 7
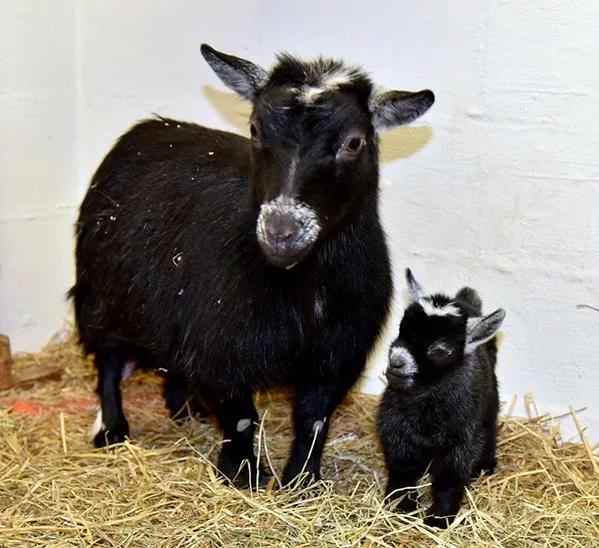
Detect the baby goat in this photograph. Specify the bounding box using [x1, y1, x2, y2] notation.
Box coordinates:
[377, 269, 505, 528]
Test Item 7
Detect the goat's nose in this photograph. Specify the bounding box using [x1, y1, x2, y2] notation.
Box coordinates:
[265, 212, 299, 246]
[266, 221, 295, 245]
[388, 353, 406, 370]
[387, 346, 416, 376]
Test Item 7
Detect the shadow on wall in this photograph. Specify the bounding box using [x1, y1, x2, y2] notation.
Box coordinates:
[203, 86, 251, 134]
[203, 86, 434, 162]
[379, 126, 433, 164]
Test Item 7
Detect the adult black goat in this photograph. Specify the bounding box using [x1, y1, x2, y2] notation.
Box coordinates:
[70, 44, 434, 487]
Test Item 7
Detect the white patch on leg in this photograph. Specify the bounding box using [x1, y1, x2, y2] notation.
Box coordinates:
[121, 360, 136, 381]
[236, 418, 252, 432]
[90, 409, 106, 439]
[312, 419, 325, 434]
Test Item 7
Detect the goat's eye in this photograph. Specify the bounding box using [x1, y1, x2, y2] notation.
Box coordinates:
[340, 134, 366, 157]
[250, 123, 258, 138]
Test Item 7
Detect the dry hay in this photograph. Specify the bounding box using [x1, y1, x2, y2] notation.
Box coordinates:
[0, 331, 598, 547]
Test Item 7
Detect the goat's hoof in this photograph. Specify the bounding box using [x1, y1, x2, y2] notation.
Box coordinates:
[282, 469, 320, 490]
[93, 423, 130, 447]
[471, 459, 497, 478]
[424, 513, 453, 529]
[223, 468, 273, 490]
[389, 493, 419, 513]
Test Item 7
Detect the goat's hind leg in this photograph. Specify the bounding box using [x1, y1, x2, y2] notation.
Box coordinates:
[92, 348, 130, 447]
[163, 371, 208, 421]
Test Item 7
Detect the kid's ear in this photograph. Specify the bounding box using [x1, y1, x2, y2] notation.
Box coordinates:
[465, 309, 506, 354]
[405, 268, 427, 303]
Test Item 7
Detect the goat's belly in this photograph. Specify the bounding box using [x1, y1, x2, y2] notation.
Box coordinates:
[181, 325, 304, 396]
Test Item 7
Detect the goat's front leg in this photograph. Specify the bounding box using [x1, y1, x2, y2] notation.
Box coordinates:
[208, 392, 270, 488]
[426, 444, 472, 529]
[282, 368, 362, 487]
[383, 441, 430, 513]
[282, 316, 374, 487]
[282, 382, 335, 486]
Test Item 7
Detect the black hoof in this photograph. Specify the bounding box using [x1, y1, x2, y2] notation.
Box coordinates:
[424, 513, 454, 529]
[471, 459, 497, 478]
[221, 465, 274, 489]
[282, 469, 320, 490]
[388, 492, 419, 513]
[93, 423, 130, 448]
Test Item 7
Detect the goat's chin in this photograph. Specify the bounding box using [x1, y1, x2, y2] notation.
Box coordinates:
[385, 369, 418, 391]
[260, 243, 314, 269]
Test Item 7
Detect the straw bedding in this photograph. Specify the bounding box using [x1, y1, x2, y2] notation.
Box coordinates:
[1, 331, 597, 547]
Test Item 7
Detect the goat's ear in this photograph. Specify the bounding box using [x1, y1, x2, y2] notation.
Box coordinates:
[201, 44, 268, 101]
[405, 268, 427, 303]
[465, 309, 506, 354]
[370, 89, 435, 130]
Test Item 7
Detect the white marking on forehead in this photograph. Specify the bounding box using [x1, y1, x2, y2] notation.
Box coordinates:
[389, 346, 418, 376]
[298, 68, 355, 104]
[90, 409, 106, 439]
[418, 298, 462, 317]
[236, 418, 252, 432]
[256, 195, 321, 255]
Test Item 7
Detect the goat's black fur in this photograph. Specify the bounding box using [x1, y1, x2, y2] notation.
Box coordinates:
[70, 46, 434, 486]
[377, 269, 505, 527]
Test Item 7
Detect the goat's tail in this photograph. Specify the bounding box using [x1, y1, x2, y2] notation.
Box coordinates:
[455, 287, 482, 316]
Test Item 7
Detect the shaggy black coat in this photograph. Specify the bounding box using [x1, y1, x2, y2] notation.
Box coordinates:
[70, 45, 434, 486]
[377, 270, 505, 527]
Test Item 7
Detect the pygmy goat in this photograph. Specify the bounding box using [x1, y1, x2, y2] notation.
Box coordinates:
[69, 45, 435, 487]
[377, 269, 505, 528]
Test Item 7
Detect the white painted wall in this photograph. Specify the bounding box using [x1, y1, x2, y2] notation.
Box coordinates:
[3, 1, 598, 440]
[0, 1, 78, 350]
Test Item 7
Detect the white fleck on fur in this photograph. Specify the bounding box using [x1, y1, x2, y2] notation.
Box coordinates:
[389, 346, 417, 377]
[90, 409, 105, 439]
[256, 195, 321, 251]
[236, 418, 252, 432]
[314, 292, 325, 322]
